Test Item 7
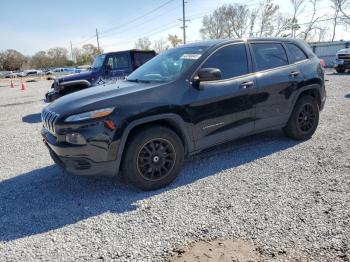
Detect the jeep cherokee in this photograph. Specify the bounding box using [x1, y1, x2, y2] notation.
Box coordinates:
[41, 38, 326, 190]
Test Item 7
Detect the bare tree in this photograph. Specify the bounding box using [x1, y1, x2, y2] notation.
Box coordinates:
[299, 0, 322, 41]
[225, 4, 251, 38]
[336, 0, 350, 20]
[331, 0, 341, 41]
[290, 0, 305, 37]
[153, 38, 169, 53]
[47, 47, 69, 67]
[200, 6, 227, 39]
[30, 51, 51, 68]
[258, 0, 280, 37]
[273, 13, 292, 37]
[134, 37, 152, 50]
[167, 34, 182, 47]
[0, 49, 27, 71]
[249, 9, 258, 37]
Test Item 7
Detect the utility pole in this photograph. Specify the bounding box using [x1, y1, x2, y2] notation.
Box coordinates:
[180, 0, 189, 44]
[70, 41, 74, 61]
[96, 28, 100, 53]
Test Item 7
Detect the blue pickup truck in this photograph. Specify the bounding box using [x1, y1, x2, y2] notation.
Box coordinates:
[45, 49, 156, 102]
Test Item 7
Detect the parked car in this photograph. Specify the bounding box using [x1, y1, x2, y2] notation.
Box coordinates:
[45, 49, 156, 102]
[41, 38, 326, 190]
[1, 71, 16, 78]
[334, 48, 350, 73]
[18, 70, 44, 77]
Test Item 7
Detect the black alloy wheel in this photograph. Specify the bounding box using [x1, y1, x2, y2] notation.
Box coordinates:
[137, 138, 176, 181]
[283, 95, 319, 140]
[297, 104, 316, 133]
[122, 126, 184, 191]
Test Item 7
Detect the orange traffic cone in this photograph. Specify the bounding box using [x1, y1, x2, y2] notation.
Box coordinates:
[10, 80, 14, 88]
[21, 80, 26, 91]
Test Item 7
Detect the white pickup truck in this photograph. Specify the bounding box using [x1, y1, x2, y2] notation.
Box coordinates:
[334, 48, 350, 73]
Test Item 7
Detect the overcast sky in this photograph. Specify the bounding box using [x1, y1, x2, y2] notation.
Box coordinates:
[0, 0, 348, 55]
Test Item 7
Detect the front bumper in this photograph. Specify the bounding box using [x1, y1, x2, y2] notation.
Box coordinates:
[42, 127, 120, 176]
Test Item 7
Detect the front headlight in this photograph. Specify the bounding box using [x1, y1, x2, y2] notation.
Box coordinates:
[65, 107, 115, 122]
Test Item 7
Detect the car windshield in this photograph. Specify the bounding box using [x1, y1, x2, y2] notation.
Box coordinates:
[91, 55, 106, 70]
[127, 46, 208, 83]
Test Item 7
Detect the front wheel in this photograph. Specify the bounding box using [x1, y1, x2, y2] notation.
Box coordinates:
[122, 126, 184, 191]
[283, 95, 319, 140]
[336, 68, 346, 73]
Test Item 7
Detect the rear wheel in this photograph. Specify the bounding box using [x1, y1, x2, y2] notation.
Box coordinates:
[122, 126, 184, 191]
[283, 95, 319, 140]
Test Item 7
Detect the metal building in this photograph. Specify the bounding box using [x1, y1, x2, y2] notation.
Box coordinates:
[309, 41, 350, 67]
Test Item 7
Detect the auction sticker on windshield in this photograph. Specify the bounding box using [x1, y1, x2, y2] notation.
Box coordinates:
[181, 54, 202, 60]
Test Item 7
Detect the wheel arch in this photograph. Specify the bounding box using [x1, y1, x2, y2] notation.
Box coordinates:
[114, 114, 194, 175]
[289, 84, 322, 116]
[60, 80, 91, 94]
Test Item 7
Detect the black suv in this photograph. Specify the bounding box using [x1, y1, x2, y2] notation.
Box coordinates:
[42, 38, 326, 190]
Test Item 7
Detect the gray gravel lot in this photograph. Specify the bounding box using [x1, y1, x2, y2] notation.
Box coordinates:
[0, 72, 350, 261]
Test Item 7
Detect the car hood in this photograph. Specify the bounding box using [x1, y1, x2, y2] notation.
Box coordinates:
[337, 48, 350, 54]
[60, 71, 94, 82]
[46, 80, 163, 117]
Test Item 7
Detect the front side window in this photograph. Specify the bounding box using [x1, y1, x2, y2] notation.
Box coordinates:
[201, 44, 249, 80]
[107, 53, 130, 70]
[127, 46, 208, 83]
[251, 43, 288, 71]
[285, 43, 308, 63]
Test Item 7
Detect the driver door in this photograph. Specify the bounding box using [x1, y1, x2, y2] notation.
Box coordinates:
[102, 53, 132, 83]
[187, 43, 257, 150]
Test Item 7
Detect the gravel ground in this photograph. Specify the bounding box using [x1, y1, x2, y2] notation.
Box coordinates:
[0, 72, 349, 261]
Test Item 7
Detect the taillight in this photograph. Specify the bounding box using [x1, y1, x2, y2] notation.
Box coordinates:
[320, 59, 326, 68]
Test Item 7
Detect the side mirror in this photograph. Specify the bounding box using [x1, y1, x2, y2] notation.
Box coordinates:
[193, 68, 221, 87]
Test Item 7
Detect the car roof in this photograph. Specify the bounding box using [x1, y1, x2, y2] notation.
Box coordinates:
[103, 49, 156, 55]
[184, 37, 304, 48]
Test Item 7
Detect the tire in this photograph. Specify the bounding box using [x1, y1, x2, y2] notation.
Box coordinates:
[122, 126, 184, 191]
[283, 95, 319, 140]
[336, 68, 346, 73]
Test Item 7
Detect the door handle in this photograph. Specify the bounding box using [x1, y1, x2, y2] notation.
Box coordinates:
[289, 71, 300, 77]
[240, 81, 254, 89]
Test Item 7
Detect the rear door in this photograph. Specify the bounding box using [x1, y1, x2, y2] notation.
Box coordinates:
[249, 42, 304, 130]
[188, 43, 257, 150]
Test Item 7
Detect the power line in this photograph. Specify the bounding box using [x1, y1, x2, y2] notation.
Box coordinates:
[99, 5, 181, 39]
[71, 0, 175, 47]
[102, 21, 180, 48]
[99, 0, 175, 36]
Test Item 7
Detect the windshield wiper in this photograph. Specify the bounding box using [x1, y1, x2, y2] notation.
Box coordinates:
[126, 78, 151, 83]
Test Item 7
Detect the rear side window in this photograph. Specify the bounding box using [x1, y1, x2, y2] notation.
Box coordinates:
[202, 44, 249, 79]
[285, 43, 308, 63]
[133, 52, 155, 68]
[251, 43, 288, 71]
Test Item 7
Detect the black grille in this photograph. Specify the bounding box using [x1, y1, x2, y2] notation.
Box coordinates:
[338, 54, 350, 60]
[74, 159, 91, 170]
[41, 109, 59, 134]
